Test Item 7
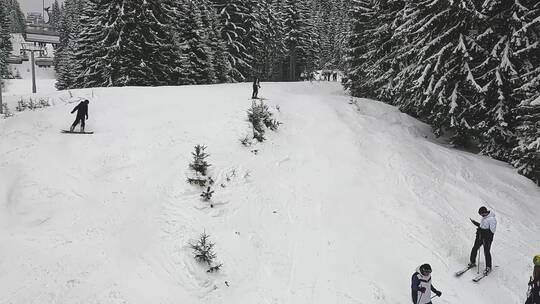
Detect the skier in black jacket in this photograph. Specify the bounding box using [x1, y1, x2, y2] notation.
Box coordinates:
[70, 99, 89, 132]
[252, 77, 260, 99]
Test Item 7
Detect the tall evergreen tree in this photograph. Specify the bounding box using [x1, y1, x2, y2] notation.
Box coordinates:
[345, 0, 377, 96]
[5, 0, 25, 33]
[253, 0, 286, 80]
[510, 0, 540, 184]
[393, 0, 485, 145]
[73, 0, 178, 87]
[282, 0, 319, 81]
[173, 0, 216, 84]
[55, 0, 83, 90]
[0, 1, 12, 78]
[198, 0, 231, 83]
[211, 0, 262, 81]
[50, 0, 62, 29]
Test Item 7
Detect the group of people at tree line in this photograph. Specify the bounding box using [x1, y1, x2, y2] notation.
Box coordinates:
[411, 206, 539, 304]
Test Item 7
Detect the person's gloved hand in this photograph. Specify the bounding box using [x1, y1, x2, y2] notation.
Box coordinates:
[434, 290, 442, 297]
[470, 218, 480, 226]
[418, 287, 426, 293]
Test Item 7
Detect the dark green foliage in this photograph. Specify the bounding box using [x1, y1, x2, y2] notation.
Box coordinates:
[200, 186, 214, 201]
[4, 0, 25, 33]
[0, 1, 12, 78]
[247, 100, 280, 142]
[174, 0, 216, 84]
[511, 105, 540, 185]
[189, 232, 217, 266]
[55, 0, 83, 90]
[189, 145, 211, 176]
[346, 0, 540, 184]
[50, 0, 62, 28]
[72, 0, 178, 88]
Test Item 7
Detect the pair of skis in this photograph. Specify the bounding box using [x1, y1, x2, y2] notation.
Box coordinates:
[455, 265, 493, 282]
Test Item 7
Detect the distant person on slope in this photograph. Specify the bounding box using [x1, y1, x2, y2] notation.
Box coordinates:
[252, 77, 260, 99]
[411, 264, 442, 304]
[70, 99, 89, 132]
[526, 255, 540, 304]
[468, 206, 497, 275]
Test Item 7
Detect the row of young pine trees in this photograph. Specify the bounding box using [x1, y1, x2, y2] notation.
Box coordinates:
[52, 0, 349, 89]
[345, 0, 540, 185]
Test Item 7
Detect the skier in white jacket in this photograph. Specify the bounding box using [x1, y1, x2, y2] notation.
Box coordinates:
[469, 206, 497, 275]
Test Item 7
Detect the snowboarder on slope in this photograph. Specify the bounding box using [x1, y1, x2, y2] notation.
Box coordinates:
[526, 255, 540, 304]
[411, 264, 442, 304]
[252, 77, 260, 99]
[70, 99, 89, 132]
[468, 206, 497, 275]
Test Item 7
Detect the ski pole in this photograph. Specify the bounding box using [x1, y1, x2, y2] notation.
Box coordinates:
[477, 246, 481, 274]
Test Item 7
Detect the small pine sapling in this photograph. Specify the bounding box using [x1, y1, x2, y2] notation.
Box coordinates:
[27, 98, 36, 110]
[207, 263, 223, 273]
[189, 145, 211, 176]
[267, 119, 282, 131]
[246, 100, 281, 142]
[190, 232, 216, 266]
[16, 98, 26, 112]
[187, 175, 207, 187]
[1, 104, 13, 117]
[240, 135, 252, 146]
[200, 187, 214, 201]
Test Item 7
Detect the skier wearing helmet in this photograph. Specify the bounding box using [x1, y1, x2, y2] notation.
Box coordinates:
[469, 206, 497, 275]
[411, 263, 442, 304]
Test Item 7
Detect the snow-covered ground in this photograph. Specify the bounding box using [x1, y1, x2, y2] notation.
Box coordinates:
[0, 81, 539, 304]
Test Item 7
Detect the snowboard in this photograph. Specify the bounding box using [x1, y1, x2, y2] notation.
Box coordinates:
[61, 130, 94, 134]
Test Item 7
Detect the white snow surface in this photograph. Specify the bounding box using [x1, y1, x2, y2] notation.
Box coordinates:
[1, 82, 539, 304]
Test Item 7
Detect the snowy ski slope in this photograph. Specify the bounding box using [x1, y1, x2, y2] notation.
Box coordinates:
[1, 82, 539, 303]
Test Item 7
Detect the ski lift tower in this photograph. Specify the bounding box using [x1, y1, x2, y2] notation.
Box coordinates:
[21, 43, 48, 94]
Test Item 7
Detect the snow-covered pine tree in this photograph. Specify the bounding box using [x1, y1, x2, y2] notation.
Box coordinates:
[211, 0, 262, 81]
[473, 0, 532, 160]
[49, 0, 62, 29]
[0, 1, 12, 79]
[282, 0, 319, 81]
[393, 0, 485, 146]
[510, 0, 540, 184]
[345, 0, 378, 96]
[253, 0, 286, 81]
[73, 0, 178, 88]
[511, 104, 540, 185]
[55, 0, 84, 90]
[174, 0, 216, 85]
[5, 0, 25, 33]
[314, 0, 350, 73]
[198, 0, 232, 83]
[189, 232, 217, 266]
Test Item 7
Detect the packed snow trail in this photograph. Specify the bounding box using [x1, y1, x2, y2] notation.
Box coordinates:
[0, 82, 539, 304]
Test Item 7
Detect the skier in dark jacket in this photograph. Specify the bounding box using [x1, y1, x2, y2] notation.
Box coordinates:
[70, 99, 89, 132]
[411, 264, 442, 304]
[526, 255, 540, 304]
[469, 206, 497, 275]
[252, 77, 260, 99]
